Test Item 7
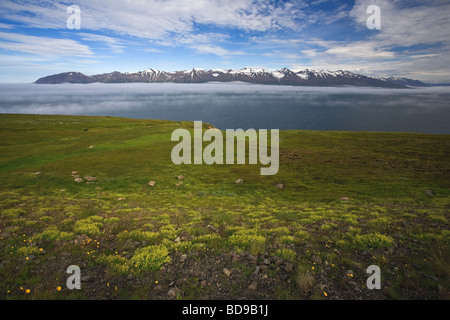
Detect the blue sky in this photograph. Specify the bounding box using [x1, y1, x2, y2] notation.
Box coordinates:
[0, 0, 449, 83]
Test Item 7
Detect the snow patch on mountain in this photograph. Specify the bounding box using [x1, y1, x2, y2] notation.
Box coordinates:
[35, 67, 410, 88]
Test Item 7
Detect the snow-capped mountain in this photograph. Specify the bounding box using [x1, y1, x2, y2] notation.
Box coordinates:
[35, 68, 411, 88]
[34, 72, 97, 84]
[376, 76, 427, 87]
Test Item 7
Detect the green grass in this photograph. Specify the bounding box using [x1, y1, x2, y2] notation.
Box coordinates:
[0, 114, 449, 300]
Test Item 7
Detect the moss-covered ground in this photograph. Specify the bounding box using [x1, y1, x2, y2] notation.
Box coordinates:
[0, 114, 448, 300]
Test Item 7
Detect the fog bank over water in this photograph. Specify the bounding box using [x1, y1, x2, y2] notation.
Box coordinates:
[0, 83, 449, 134]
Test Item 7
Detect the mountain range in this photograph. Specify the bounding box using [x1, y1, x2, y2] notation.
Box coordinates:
[35, 67, 427, 88]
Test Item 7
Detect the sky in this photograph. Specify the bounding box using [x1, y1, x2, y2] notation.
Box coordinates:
[0, 0, 449, 83]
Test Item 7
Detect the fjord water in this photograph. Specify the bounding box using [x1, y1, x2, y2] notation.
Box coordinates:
[0, 82, 449, 134]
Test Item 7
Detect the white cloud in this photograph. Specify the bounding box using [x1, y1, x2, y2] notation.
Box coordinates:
[78, 33, 125, 54]
[143, 48, 165, 53]
[350, 0, 450, 48]
[1, 0, 449, 82]
[0, 31, 93, 56]
[0, 1, 68, 29]
[190, 44, 245, 56]
[0, 22, 14, 29]
[324, 42, 395, 59]
[283, 0, 450, 81]
[0, 0, 308, 39]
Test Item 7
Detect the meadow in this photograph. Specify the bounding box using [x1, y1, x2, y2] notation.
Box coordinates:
[0, 114, 448, 300]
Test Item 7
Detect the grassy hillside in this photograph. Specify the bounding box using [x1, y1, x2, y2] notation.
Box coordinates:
[0, 114, 448, 300]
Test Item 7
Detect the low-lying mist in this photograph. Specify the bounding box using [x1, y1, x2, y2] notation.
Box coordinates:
[1, 82, 449, 134]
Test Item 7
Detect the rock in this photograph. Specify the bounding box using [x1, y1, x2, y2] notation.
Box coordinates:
[340, 197, 350, 201]
[88, 145, 94, 149]
[35, 172, 42, 175]
[263, 258, 270, 265]
[200, 280, 207, 287]
[180, 254, 187, 263]
[84, 176, 97, 182]
[276, 183, 284, 190]
[423, 189, 434, 196]
[71, 171, 78, 175]
[167, 286, 182, 298]
[0, 261, 9, 270]
[117, 197, 126, 201]
[311, 255, 322, 265]
[348, 280, 358, 287]
[438, 284, 446, 297]
[177, 175, 184, 180]
[148, 181, 156, 187]
[235, 179, 243, 184]
[248, 281, 258, 290]
[174, 237, 181, 243]
[154, 284, 163, 292]
[223, 268, 231, 277]
[254, 266, 260, 274]
[274, 257, 284, 266]
[230, 252, 240, 262]
[81, 275, 91, 282]
[74, 178, 83, 183]
[175, 182, 183, 187]
[333, 248, 341, 256]
[284, 263, 294, 273]
[206, 225, 219, 233]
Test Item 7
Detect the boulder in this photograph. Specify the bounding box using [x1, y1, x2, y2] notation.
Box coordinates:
[248, 281, 258, 290]
[167, 286, 182, 299]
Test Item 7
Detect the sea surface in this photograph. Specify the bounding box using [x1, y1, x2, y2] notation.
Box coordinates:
[0, 82, 449, 134]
